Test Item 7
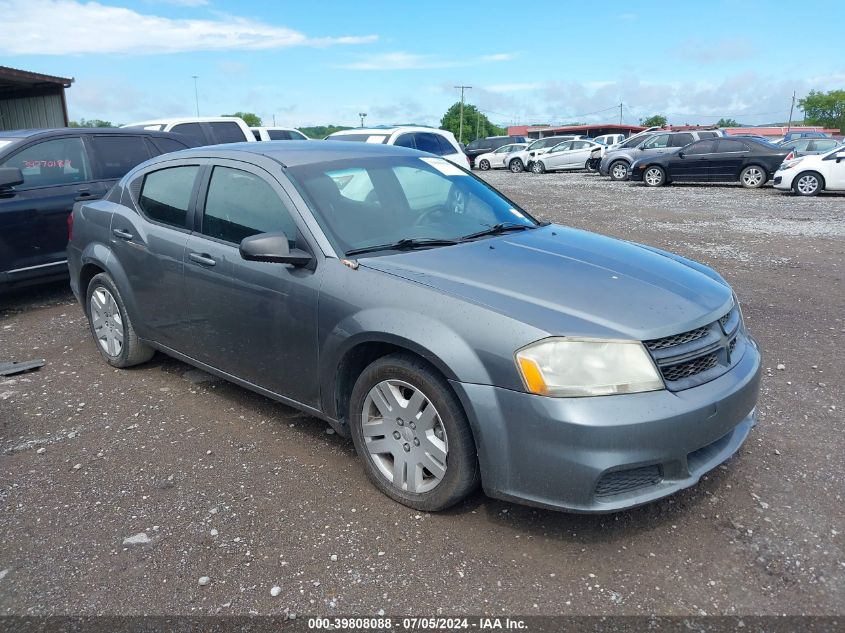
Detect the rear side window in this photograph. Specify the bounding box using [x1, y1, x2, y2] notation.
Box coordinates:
[697, 131, 719, 139]
[209, 122, 247, 144]
[414, 133, 444, 155]
[290, 130, 308, 140]
[685, 140, 717, 155]
[170, 123, 207, 145]
[1, 137, 92, 188]
[718, 139, 749, 152]
[202, 166, 297, 245]
[267, 130, 291, 140]
[91, 135, 151, 179]
[670, 133, 694, 147]
[435, 134, 456, 155]
[150, 137, 190, 154]
[138, 166, 199, 228]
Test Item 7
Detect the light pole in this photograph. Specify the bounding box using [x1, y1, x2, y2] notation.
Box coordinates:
[191, 75, 200, 116]
[454, 85, 472, 144]
[359, 112, 367, 127]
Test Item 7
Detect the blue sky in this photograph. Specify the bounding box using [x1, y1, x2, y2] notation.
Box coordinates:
[3, 0, 844, 128]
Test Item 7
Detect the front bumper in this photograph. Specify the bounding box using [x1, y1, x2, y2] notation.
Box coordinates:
[628, 165, 645, 182]
[450, 337, 761, 513]
[773, 172, 792, 190]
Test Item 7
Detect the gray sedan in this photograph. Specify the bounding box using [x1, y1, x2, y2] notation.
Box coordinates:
[67, 141, 761, 513]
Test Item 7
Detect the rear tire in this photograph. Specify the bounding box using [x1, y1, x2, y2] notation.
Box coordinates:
[509, 159, 524, 173]
[531, 161, 546, 174]
[793, 171, 823, 196]
[740, 165, 767, 188]
[85, 273, 153, 368]
[609, 160, 629, 181]
[478, 159, 491, 171]
[349, 353, 480, 512]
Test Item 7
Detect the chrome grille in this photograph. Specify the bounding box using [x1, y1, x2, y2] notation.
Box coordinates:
[645, 326, 709, 351]
[661, 353, 719, 382]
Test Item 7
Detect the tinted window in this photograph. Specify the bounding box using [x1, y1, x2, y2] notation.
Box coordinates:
[670, 133, 694, 147]
[435, 134, 457, 155]
[150, 137, 190, 155]
[267, 130, 291, 140]
[642, 134, 670, 149]
[139, 166, 199, 228]
[685, 140, 717, 155]
[331, 134, 388, 143]
[621, 134, 650, 148]
[252, 130, 262, 141]
[91, 135, 151, 179]
[171, 123, 207, 145]
[202, 166, 297, 245]
[718, 139, 749, 152]
[209, 122, 247, 144]
[697, 131, 719, 139]
[1, 137, 91, 189]
[393, 134, 416, 149]
[289, 130, 308, 140]
[466, 140, 481, 151]
[415, 133, 444, 155]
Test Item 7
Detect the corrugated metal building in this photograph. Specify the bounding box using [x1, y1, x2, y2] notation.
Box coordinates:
[0, 66, 73, 130]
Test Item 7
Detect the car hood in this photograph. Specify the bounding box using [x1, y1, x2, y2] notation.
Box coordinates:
[359, 225, 733, 340]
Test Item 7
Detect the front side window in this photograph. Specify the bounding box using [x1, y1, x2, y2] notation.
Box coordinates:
[267, 130, 291, 141]
[210, 122, 247, 144]
[171, 123, 207, 145]
[91, 136, 150, 179]
[2, 137, 91, 188]
[670, 133, 694, 147]
[621, 134, 650, 148]
[550, 142, 572, 153]
[138, 165, 199, 228]
[201, 166, 297, 245]
[684, 140, 717, 155]
[810, 139, 837, 152]
[289, 156, 536, 256]
[642, 135, 670, 149]
[393, 134, 416, 149]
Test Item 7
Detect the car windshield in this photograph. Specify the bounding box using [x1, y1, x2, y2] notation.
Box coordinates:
[287, 155, 538, 256]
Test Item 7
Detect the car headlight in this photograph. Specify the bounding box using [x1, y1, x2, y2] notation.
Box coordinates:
[515, 338, 664, 397]
[780, 159, 803, 170]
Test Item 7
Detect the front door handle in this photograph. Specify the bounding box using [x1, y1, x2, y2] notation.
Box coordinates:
[112, 228, 133, 240]
[189, 252, 216, 267]
[75, 188, 96, 202]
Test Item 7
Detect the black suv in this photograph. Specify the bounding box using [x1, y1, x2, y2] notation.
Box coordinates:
[465, 135, 528, 167]
[0, 128, 196, 290]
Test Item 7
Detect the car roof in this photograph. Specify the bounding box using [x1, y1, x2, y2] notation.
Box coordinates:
[122, 117, 245, 127]
[0, 127, 188, 139]
[159, 139, 439, 168]
[330, 126, 451, 136]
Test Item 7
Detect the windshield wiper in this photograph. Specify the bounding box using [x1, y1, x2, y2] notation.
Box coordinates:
[460, 222, 538, 241]
[345, 237, 460, 257]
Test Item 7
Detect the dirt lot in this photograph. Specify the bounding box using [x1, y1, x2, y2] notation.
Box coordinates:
[1, 171, 843, 617]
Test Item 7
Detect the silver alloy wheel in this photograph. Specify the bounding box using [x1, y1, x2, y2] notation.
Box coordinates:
[509, 160, 523, 173]
[531, 161, 543, 174]
[796, 173, 819, 195]
[89, 287, 124, 357]
[644, 167, 664, 186]
[611, 162, 628, 180]
[742, 167, 764, 187]
[479, 159, 490, 171]
[361, 379, 448, 494]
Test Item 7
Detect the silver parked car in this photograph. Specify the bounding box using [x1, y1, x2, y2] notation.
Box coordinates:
[67, 141, 761, 513]
[530, 139, 605, 173]
[600, 130, 725, 181]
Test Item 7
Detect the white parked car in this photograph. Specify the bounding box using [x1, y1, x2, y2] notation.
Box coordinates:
[251, 126, 309, 141]
[504, 136, 577, 173]
[592, 133, 626, 146]
[475, 143, 528, 170]
[121, 117, 255, 145]
[773, 145, 845, 196]
[530, 140, 606, 173]
[327, 127, 468, 168]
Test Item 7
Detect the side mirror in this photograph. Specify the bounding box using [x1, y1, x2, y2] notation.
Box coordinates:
[0, 167, 24, 189]
[677, 151, 685, 158]
[836, 150, 845, 162]
[239, 231, 312, 267]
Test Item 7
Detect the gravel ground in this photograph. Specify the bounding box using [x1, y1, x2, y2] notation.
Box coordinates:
[0, 171, 843, 617]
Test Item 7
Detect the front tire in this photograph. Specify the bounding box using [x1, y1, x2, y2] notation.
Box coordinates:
[793, 171, 823, 196]
[478, 159, 491, 171]
[531, 161, 546, 174]
[609, 160, 629, 181]
[85, 273, 153, 368]
[349, 353, 479, 512]
[509, 159, 524, 173]
[643, 165, 666, 187]
[740, 165, 767, 188]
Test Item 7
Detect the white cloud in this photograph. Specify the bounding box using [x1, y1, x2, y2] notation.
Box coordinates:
[486, 83, 541, 93]
[145, 0, 208, 6]
[339, 51, 516, 71]
[677, 37, 756, 64]
[0, 0, 377, 55]
[478, 52, 517, 62]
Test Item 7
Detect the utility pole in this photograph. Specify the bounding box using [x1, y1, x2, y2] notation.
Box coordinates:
[359, 112, 367, 128]
[619, 102, 623, 125]
[454, 85, 472, 144]
[272, 114, 276, 126]
[787, 91, 796, 133]
[475, 112, 480, 140]
[191, 76, 200, 116]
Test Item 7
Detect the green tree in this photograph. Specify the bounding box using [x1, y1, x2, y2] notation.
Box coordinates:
[298, 125, 353, 139]
[69, 118, 117, 128]
[221, 112, 262, 126]
[716, 118, 740, 127]
[439, 102, 506, 144]
[639, 114, 667, 127]
[798, 89, 845, 133]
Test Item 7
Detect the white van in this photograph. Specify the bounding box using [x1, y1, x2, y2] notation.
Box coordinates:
[121, 117, 255, 146]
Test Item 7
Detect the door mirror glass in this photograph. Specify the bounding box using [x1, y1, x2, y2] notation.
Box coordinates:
[240, 232, 312, 266]
[0, 167, 24, 189]
[836, 150, 845, 161]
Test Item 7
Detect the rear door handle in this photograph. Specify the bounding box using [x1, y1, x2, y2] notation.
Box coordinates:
[189, 252, 216, 267]
[75, 188, 96, 202]
[112, 228, 133, 240]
